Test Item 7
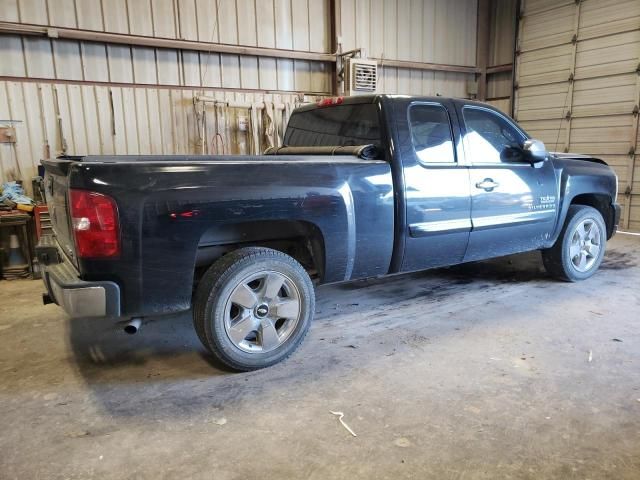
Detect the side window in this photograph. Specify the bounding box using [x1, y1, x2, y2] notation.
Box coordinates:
[462, 107, 526, 164]
[409, 104, 455, 164]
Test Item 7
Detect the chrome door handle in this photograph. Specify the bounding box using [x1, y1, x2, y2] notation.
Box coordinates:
[475, 178, 499, 192]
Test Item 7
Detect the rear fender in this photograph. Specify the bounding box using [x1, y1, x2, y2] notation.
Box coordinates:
[196, 220, 326, 279]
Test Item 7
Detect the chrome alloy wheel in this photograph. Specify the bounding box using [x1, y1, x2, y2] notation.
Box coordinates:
[223, 270, 302, 353]
[569, 219, 601, 272]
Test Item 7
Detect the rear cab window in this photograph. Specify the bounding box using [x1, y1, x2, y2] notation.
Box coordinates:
[284, 103, 381, 148]
[408, 103, 456, 165]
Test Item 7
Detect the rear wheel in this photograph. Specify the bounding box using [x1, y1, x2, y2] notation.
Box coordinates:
[542, 205, 607, 282]
[193, 247, 314, 371]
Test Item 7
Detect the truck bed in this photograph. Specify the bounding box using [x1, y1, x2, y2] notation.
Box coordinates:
[43, 153, 395, 317]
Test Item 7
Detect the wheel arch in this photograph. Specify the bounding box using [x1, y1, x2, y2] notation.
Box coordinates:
[569, 193, 616, 239]
[550, 159, 618, 244]
[195, 219, 326, 282]
[551, 174, 616, 245]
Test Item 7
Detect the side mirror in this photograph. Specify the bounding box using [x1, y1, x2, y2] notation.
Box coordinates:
[523, 139, 548, 165]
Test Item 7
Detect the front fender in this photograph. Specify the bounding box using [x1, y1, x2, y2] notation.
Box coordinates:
[549, 157, 617, 245]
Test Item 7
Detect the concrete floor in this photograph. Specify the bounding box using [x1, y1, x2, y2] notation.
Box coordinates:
[1, 234, 639, 479]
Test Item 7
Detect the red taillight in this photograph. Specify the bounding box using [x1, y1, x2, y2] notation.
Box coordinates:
[69, 189, 120, 258]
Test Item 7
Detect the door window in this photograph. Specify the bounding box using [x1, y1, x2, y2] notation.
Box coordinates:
[462, 107, 526, 164]
[409, 104, 455, 164]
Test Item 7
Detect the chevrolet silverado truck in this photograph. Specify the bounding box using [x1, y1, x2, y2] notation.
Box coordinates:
[37, 95, 621, 371]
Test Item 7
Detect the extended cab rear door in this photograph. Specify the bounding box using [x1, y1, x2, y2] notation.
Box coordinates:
[393, 98, 472, 272]
[454, 101, 558, 261]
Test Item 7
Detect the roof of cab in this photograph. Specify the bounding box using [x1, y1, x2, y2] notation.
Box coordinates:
[293, 94, 505, 114]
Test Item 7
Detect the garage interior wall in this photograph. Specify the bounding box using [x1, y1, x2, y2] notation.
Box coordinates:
[486, 0, 517, 113]
[0, 0, 500, 195]
[338, 0, 476, 97]
[514, 0, 640, 231]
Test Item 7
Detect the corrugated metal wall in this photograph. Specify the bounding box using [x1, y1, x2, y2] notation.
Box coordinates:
[0, 0, 333, 92]
[0, 81, 314, 184]
[514, 0, 640, 231]
[0, 0, 482, 194]
[338, 0, 477, 97]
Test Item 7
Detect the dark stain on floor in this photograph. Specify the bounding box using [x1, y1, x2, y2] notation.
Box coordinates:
[601, 250, 637, 270]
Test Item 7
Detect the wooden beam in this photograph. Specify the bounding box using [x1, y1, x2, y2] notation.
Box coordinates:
[329, 0, 340, 95]
[0, 21, 336, 63]
[622, 61, 640, 229]
[374, 58, 479, 75]
[487, 64, 513, 74]
[0, 76, 329, 95]
[0, 21, 482, 77]
[562, 1, 582, 154]
[476, 0, 491, 100]
[512, 0, 523, 118]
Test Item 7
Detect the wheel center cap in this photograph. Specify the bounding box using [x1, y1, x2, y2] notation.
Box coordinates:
[255, 304, 269, 318]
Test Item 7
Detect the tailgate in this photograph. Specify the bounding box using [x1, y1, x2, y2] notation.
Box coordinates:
[42, 159, 77, 266]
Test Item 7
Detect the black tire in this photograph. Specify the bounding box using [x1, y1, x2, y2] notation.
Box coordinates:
[542, 205, 607, 282]
[193, 247, 315, 371]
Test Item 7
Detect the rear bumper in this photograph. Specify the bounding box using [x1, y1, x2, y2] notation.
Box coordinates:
[36, 235, 120, 318]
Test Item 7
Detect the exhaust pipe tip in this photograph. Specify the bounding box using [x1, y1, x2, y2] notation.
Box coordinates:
[123, 317, 142, 335]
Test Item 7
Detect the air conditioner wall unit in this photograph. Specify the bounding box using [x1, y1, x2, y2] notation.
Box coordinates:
[344, 58, 378, 96]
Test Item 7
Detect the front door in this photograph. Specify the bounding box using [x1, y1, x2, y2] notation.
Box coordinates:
[396, 100, 472, 272]
[456, 104, 559, 261]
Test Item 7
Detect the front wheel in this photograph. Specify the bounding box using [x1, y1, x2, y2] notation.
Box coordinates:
[193, 247, 315, 371]
[542, 205, 607, 282]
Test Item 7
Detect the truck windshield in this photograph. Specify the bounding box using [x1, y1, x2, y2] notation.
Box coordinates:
[284, 103, 381, 148]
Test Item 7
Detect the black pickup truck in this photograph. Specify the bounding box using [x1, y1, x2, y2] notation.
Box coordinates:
[37, 95, 620, 370]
